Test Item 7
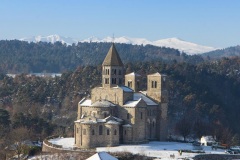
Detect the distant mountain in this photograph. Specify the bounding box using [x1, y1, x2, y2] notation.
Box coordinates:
[202, 45, 240, 59]
[20, 35, 216, 55]
[20, 35, 78, 45]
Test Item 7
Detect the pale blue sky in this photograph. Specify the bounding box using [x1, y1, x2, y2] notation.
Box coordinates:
[0, 0, 240, 48]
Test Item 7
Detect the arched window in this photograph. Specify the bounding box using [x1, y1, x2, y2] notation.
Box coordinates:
[127, 113, 130, 119]
[83, 129, 86, 135]
[152, 121, 155, 128]
[92, 129, 95, 135]
[114, 129, 117, 135]
[107, 129, 110, 135]
[99, 125, 103, 135]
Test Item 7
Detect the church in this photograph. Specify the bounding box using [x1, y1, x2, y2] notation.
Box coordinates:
[74, 43, 168, 148]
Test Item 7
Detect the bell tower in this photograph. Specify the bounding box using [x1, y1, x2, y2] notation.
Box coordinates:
[102, 43, 124, 88]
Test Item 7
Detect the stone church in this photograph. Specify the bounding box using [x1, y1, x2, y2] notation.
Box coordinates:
[74, 43, 168, 148]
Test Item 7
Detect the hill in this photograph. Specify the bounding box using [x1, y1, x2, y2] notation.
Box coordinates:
[0, 40, 199, 73]
[20, 35, 216, 55]
[202, 45, 240, 59]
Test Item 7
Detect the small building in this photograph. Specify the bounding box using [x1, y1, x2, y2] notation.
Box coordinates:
[200, 136, 215, 146]
[86, 152, 118, 160]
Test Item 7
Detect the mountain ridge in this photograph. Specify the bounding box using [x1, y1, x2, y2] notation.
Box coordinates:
[19, 35, 217, 55]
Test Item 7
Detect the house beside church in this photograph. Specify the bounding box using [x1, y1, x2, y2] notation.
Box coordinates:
[74, 43, 168, 148]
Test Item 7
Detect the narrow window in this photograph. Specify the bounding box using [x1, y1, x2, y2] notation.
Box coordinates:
[151, 81, 154, 88]
[83, 129, 86, 135]
[127, 113, 130, 119]
[153, 121, 155, 128]
[141, 112, 143, 119]
[124, 130, 127, 135]
[104, 112, 107, 118]
[114, 129, 117, 135]
[155, 81, 157, 88]
[107, 129, 110, 135]
[99, 125, 103, 135]
[112, 78, 116, 84]
[77, 127, 79, 133]
[92, 129, 95, 135]
[105, 78, 109, 84]
[128, 81, 132, 88]
[119, 70, 121, 75]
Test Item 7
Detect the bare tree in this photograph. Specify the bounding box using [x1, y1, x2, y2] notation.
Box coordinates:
[6, 127, 30, 159]
[175, 117, 192, 142]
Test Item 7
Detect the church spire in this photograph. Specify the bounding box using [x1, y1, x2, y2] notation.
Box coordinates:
[102, 43, 124, 88]
[102, 43, 123, 66]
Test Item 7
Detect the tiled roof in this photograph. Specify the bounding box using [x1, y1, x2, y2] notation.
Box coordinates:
[102, 43, 123, 66]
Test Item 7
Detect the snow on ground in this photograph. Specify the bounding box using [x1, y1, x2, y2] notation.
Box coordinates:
[47, 137, 226, 160]
[48, 137, 75, 150]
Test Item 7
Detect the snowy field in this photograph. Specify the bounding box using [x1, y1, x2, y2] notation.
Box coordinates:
[43, 137, 227, 160]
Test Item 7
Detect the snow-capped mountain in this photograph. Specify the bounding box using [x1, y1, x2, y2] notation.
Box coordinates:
[20, 35, 217, 55]
[20, 35, 78, 45]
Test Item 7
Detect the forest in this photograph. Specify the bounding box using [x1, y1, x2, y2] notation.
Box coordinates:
[0, 40, 204, 73]
[1, 41, 240, 158]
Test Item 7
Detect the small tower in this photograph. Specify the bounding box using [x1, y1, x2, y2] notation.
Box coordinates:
[147, 72, 168, 141]
[125, 72, 141, 92]
[102, 43, 124, 88]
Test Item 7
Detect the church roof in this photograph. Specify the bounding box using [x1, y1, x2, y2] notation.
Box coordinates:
[125, 72, 141, 77]
[148, 72, 167, 76]
[92, 99, 115, 107]
[102, 43, 123, 66]
[134, 93, 158, 106]
[86, 152, 118, 160]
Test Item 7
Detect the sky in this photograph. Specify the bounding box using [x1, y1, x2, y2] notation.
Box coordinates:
[0, 0, 240, 48]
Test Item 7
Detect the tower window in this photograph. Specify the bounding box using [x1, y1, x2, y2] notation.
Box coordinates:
[105, 78, 109, 84]
[128, 81, 132, 88]
[114, 129, 117, 135]
[112, 78, 116, 84]
[92, 129, 95, 135]
[127, 113, 130, 119]
[152, 121, 155, 128]
[107, 129, 110, 135]
[99, 125, 103, 135]
[141, 112, 143, 119]
[104, 112, 107, 118]
[151, 81, 157, 88]
[105, 69, 110, 75]
[112, 69, 117, 75]
[124, 130, 127, 135]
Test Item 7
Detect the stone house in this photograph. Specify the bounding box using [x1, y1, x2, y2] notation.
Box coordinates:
[74, 43, 168, 148]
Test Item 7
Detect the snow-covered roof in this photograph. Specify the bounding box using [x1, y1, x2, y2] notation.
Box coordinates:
[123, 98, 142, 107]
[80, 99, 92, 106]
[113, 86, 133, 92]
[134, 93, 157, 106]
[122, 124, 132, 127]
[201, 136, 215, 142]
[125, 72, 141, 76]
[86, 152, 118, 160]
[92, 99, 115, 107]
[80, 99, 116, 107]
[106, 120, 120, 125]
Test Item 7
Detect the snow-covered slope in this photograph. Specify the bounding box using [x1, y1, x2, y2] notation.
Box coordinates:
[20, 35, 216, 55]
[20, 35, 78, 45]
